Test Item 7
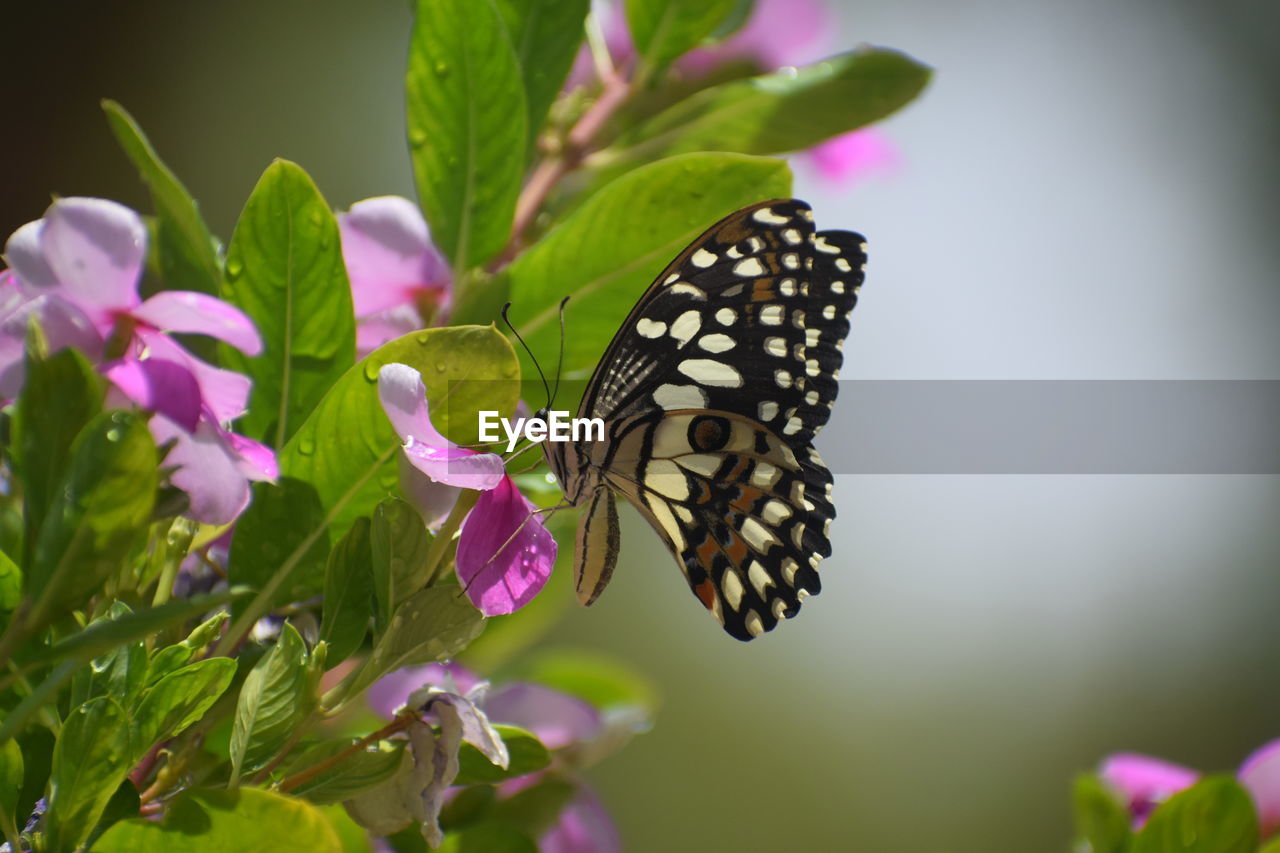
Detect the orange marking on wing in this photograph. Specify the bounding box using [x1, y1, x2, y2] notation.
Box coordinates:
[694, 579, 717, 610]
[751, 280, 776, 301]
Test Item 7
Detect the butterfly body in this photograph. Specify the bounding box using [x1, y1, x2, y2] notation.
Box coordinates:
[542, 199, 865, 640]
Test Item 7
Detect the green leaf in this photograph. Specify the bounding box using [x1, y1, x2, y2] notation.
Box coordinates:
[102, 100, 222, 296]
[454, 725, 550, 786]
[28, 589, 237, 669]
[133, 658, 237, 757]
[229, 476, 331, 606]
[407, 0, 527, 269]
[438, 822, 537, 853]
[283, 739, 406, 805]
[321, 517, 375, 665]
[344, 586, 485, 699]
[85, 779, 141, 850]
[27, 412, 157, 629]
[70, 602, 150, 709]
[625, 0, 740, 85]
[0, 549, 21, 612]
[14, 727, 53, 831]
[147, 610, 231, 684]
[1132, 777, 1258, 853]
[603, 47, 931, 169]
[10, 347, 102, 567]
[492, 775, 575, 837]
[371, 499, 435, 630]
[512, 647, 657, 712]
[245, 326, 519, 553]
[0, 740, 22, 843]
[44, 696, 133, 853]
[1073, 773, 1132, 853]
[504, 152, 790, 383]
[1260, 839, 1280, 853]
[94, 787, 342, 852]
[230, 622, 312, 780]
[222, 159, 356, 447]
[494, 0, 591, 156]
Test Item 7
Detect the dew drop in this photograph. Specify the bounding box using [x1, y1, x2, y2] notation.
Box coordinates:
[434, 62, 450, 77]
[434, 362, 447, 373]
[297, 436, 316, 456]
[226, 258, 244, 279]
[364, 361, 381, 382]
[408, 128, 427, 148]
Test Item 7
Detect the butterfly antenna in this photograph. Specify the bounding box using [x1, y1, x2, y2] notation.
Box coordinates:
[501, 302, 552, 410]
[549, 296, 570, 410]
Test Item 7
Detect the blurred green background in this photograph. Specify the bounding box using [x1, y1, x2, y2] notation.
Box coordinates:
[5, 1, 1280, 850]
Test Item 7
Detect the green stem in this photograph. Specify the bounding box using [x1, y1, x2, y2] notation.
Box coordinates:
[423, 489, 479, 587]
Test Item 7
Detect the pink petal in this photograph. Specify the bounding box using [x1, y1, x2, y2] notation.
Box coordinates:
[38, 197, 146, 324]
[541, 783, 622, 853]
[366, 663, 480, 718]
[566, 3, 634, 89]
[0, 292, 103, 399]
[484, 683, 602, 750]
[377, 362, 450, 445]
[151, 413, 255, 525]
[377, 363, 505, 490]
[728, 0, 831, 69]
[103, 357, 202, 432]
[4, 221, 61, 294]
[133, 291, 263, 356]
[137, 329, 251, 423]
[1099, 753, 1199, 823]
[357, 303, 423, 357]
[455, 476, 556, 616]
[805, 128, 900, 185]
[1239, 738, 1280, 837]
[339, 196, 448, 316]
[679, 0, 831, 75]
[227, 431, 278, 482]
[397, 455, 461, 528]
[402, 440, 505, 491]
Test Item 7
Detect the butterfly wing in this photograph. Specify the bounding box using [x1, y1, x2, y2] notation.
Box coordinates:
[576, 199, 864, 639]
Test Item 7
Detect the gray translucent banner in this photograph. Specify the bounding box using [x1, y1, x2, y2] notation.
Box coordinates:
[820, 381, 1280, 474]
[448, 380, 1280, 475]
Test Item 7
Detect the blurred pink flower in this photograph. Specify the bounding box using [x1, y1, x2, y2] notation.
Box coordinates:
[368, 664, 620, 852]
[1100, 738, 1280, 836]
[805, 128, 900, 185]
[567, 0, 895, 188]
[377, 364, 555, 616]
[1, 197, 274, 524]
[338, 197, 450, 355]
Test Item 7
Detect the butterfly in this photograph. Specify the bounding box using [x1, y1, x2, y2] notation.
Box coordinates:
[542, 199, 865, 640]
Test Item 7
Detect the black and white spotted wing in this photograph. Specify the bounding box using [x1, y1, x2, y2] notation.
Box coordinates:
[543, 199, 865, 640]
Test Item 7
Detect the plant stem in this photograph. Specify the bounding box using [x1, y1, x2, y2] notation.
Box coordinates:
[422, 489, 479, 587]
[499, 74, 632, 266]
[276, 714, 414, 794]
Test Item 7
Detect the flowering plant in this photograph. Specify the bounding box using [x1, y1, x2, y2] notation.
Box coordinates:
[0, 1, 928, 850]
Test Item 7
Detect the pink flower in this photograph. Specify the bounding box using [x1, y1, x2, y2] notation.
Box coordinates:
[803, 128, 900, 186]
[1240, 740, 1280, 837]
[1100, 739, 1280, 836]
[368, 664, 621, 852]
[338, 197, 450, 355]
[1, 197, 275, 524]
[455, 475, 557, 616]
[1099, 753, 1200, 824]
[377, 364, 556, 616]
[568, 0, 897, 188]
